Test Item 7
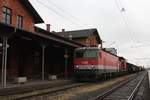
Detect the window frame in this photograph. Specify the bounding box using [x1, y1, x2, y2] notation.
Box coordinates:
[17, 15, 23, 29]
[2, 6, 12, 24]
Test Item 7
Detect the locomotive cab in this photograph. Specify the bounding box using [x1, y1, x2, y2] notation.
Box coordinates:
[73, 47, 101, 79]
[74, 47, 100, 67]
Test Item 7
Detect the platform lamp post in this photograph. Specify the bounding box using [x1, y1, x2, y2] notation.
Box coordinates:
[64, 49, 68, 79]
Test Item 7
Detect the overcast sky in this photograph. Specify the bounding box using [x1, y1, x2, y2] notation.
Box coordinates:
[30, 0, 150, 68]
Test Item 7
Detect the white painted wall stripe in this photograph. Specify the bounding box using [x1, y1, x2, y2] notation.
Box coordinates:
[75, 65, 118, 70]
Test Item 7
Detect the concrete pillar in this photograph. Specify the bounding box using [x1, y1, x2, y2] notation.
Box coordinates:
[41, 45, 46, 80]
[39, 43, 48, 81]
[64, 49, 68, 79]
[1, 36, 8, 87]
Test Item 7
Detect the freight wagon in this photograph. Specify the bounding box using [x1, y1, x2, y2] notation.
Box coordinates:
[127, 62, 141, 73]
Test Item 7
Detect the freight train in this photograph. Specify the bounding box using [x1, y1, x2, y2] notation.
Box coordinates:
[73, 47, 142, 80]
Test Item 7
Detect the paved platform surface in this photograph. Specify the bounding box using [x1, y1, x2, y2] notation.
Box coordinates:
[0, 79, 73, 96]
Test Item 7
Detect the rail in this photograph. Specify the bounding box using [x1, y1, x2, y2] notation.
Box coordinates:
[92, 72, 146, 100]
[92, 77, 134, 100]
[128, 72, 146, 100]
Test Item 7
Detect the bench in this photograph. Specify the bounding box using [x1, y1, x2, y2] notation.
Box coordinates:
[48, 75, 57, 80]
[15, 77, 27, 84]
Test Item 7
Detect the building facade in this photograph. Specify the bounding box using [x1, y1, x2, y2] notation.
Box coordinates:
[57, 28, 102, 47]
[0, 0, 83, 87]
[0, 0, 43, 32]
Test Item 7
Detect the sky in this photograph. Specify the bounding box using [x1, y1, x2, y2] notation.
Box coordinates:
[29, 0, 150, 68]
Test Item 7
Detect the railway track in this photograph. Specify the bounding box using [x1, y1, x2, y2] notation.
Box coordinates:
[11, 74, 137, 100]
[92, 71, 147, 100]
[0, 73, 144, 100]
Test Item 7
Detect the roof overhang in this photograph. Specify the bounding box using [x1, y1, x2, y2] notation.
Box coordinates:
[19, 0, 44, 24]
[0, 22, 83, 48]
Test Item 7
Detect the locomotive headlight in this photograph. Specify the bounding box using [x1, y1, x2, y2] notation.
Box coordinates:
[75, 65, 79, 68]
[91, 65, 95, 68]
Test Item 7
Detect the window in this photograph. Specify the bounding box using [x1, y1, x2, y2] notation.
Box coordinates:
[75, 49, 98, 58]
[17, 15, 23, 28]
[2, 6, 12, 24]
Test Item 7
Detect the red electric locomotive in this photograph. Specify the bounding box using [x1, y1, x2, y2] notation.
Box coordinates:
[73, 47, 127, 80]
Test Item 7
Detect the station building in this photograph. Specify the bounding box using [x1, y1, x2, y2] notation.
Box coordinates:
[57, 28, 102, 47]
[0, 0, 102, 86]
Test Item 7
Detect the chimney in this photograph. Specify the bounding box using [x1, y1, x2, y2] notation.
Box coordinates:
[69, 34, 72, 40]
[62, 29, 65, 33]
[46, 24, 51, 32]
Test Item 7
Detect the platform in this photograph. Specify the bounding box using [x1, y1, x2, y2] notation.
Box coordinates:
[0, 79, 74, 96]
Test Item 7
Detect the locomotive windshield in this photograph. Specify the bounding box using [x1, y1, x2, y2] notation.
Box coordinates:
[75, 49, 98, 58]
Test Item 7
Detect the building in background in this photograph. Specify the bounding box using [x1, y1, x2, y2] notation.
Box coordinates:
[57, 28, 102, 47]
[103, 48, 117, 55]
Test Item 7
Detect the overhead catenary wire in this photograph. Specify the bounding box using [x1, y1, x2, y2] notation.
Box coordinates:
[35, 0, 86, 29]
[45, 0, 89, 28]
[35, 0, 149, 49]
[135, 41, 150, 47]
[113, 0, 145, 66]
[113, 0, 136, 43]
[31, 0, 71, 29]
[104, 41, 116, 48]
[131, 40, 150, 48]
[114, 0, 150, 49]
